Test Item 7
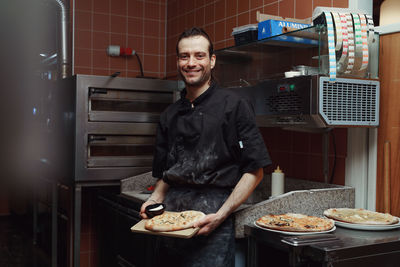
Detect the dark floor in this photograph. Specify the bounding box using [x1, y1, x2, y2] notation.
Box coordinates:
[0, 215, 50, 267]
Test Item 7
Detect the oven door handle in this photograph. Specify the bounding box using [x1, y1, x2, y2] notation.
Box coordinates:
[89, 87, 108, 96]
[88, 135, 107, 142]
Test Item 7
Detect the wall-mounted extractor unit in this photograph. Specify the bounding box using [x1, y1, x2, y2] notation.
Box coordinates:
[235, 75, 379, 128]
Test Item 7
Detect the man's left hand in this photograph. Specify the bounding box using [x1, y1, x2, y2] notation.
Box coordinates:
[194, 213, 224, 236]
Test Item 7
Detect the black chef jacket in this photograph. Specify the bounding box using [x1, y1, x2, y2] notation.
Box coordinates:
[152, 82, 271, 189]
[152, 82, 271, 267]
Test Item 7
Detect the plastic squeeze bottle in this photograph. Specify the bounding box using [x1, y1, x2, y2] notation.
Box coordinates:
[271, 166, 285, 197]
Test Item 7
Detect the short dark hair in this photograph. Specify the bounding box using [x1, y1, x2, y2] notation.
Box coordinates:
[176, 27, 214, 58]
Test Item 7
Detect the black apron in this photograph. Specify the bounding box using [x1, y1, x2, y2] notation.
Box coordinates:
[155, 186, 235, 267]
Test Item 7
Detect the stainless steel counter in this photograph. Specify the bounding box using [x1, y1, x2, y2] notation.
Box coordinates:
[245, 223, 400, 267]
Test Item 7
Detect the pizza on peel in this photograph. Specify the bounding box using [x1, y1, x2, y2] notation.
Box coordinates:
[144, 210, 206, 232]
[256, 213, 335, 232]
[324, 208, 399, 225]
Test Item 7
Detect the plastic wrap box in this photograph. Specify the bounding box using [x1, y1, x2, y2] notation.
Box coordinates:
[257, 19, 317, 45]
[232, 24, 258, 46]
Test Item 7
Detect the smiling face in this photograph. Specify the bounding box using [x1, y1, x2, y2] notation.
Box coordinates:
[176, 35, 216, 90]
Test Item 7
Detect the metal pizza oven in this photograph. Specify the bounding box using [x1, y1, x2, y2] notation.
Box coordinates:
[73, 75, 183, 182]
[232, 75, 380, 128]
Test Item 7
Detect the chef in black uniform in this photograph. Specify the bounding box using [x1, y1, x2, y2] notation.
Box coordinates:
[140, 27, 271, 266]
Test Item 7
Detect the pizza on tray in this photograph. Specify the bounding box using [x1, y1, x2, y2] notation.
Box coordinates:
[256, 213, 334, 232]
[324, 208, 399, 225]
[144, 210, 205, 232]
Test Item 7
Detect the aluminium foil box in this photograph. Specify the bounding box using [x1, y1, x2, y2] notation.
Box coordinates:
[258, 19, 317, 45]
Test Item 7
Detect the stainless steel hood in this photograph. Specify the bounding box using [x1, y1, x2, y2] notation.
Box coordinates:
[231, 75, 380, 128]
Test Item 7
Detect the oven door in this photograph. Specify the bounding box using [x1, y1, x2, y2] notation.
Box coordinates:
[88, 87, 172, 123]
[87, 135, 155, 168]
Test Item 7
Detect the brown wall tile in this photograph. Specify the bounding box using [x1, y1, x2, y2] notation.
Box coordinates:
[215, 0, 226, 22]
[93, 13, 110, 32]
[168, 1, 178, 19]
[238, 11, 250, 27]
[128, 17, 143, 36]
[128, 0, 144, 18]
[279, 0, 295, 18]
[195, 7, 205, 27]
[127, 35, 143, 54]
[144, 37, 160, 55]
[226, 0, 237, 18]
[250, 0, 263, 9]
[92, 50, 109, 69]
[93, 32, 109, 50]
[145, 2, 160, 20]
[110, 33, 126, 47]
[264, 2, 279, 16]
[94, 0, 109, 13]
[313, 0, 333, 10]
[110, 56, 125, 70]
[225, 16, 237, 39]
[74, 67, 92, 75]
[250, 8, 263, 23]
[292, 132, 310, 153]
[205, 3, 215, 23]
[75, 30, 92, 49]
[76, 0, 92, 11]
[110, 0, 127, 15]
[75, 0, 166, 79]
[144, 20, 160, 38]
[143, 54, 159, 72]
[186, 11, 195, 29]
[215, 20, 226, 43]
[333, 0, 348, 8]
[238, 0, 249, 14]
[76, 11, 92, 30]
[196, 0, 205, 7]
[264, 0, 278, 5]
[295, 0, 313, 19]
[111, 15, 127, 34]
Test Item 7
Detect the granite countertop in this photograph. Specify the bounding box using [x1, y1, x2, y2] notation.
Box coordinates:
[120, 171, 355, 238]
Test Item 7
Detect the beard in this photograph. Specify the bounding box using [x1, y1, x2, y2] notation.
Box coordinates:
[178, 67, 212, 87]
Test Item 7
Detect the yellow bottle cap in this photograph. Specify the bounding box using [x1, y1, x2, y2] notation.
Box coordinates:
[274, 166, 283, 173]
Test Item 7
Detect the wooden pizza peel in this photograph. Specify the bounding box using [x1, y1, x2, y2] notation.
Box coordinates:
[131, 219, 200, 239]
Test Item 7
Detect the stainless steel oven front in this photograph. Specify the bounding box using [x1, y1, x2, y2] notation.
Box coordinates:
[74, 75, 183, 182]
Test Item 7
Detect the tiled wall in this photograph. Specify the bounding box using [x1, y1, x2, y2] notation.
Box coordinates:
[165, 0, 348, 185]
[165, 0, 348, 78]
[74, 0, 167, 78]
[261, 127, 347, 185]
[72, 1, 348, 266]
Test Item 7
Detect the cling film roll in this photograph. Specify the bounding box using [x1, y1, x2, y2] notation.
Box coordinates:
[366, 14, 375, 45]
[324, 12, 337, 82]
[344, 13, 355, 74]
[332, 12, 343, 51]
[351, 13, 363, 72]
[337, 13, 348, 73]
[359, 14, 369, 71]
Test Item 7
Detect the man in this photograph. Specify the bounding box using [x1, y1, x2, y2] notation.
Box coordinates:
[140, 27, 271, 266]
